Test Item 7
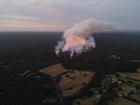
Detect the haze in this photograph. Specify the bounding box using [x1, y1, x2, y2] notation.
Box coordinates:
[0, 0, 140, 31]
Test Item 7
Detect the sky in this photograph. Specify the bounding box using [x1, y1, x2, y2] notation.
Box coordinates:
[0, 0, 140, 31]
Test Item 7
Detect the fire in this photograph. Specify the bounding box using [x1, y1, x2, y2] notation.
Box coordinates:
[71, 38, 87, 48]
[63, 38, 87, 52]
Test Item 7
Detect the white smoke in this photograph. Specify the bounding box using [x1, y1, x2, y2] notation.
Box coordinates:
[55, 18, 114, 57]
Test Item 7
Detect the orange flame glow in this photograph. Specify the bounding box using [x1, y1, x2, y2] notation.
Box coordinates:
[63, 38, 87, 52]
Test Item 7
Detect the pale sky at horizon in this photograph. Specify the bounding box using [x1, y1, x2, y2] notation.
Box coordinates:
[0, 0, 140, 31]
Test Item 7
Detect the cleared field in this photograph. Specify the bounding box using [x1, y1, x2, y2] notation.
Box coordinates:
[39, 63, 95, 97]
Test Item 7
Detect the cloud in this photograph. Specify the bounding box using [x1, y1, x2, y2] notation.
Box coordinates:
[0, 0, 140, 31]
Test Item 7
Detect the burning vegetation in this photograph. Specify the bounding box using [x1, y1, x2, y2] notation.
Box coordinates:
[55, 19, 114, 58]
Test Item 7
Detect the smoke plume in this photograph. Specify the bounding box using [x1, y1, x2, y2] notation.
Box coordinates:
[55, 18, 114, 57]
